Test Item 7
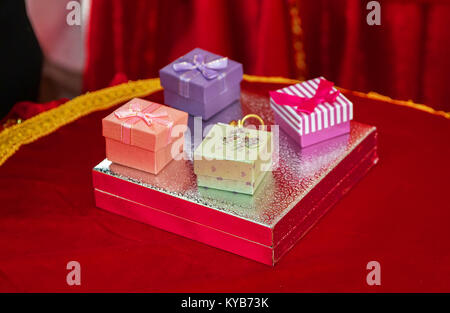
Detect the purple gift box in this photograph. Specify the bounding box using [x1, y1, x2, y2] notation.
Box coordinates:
[270, 77, 353, 148]
[159, 48, 243, 120]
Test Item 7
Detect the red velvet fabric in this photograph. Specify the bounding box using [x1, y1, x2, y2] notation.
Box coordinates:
[0, 81, 449, 292]
[84, 0, 450, 111]
[1, 74, 123, 131]
[0, 98, 68, 130]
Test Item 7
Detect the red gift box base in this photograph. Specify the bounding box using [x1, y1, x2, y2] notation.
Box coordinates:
[93, 122, 378, 266]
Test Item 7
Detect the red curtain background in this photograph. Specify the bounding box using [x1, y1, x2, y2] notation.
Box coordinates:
[84, 0, 450, 111]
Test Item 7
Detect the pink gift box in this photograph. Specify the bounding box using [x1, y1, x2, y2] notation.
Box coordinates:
[102, 98, 188, 174]
[93, 122, 378, 266]
[270, 77, 353, 147]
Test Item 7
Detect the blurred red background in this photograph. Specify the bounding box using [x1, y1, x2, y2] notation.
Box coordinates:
[84, 0, 450, 111]
[1, 0, 449, 292]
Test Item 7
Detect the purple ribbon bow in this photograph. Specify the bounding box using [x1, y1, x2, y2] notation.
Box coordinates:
[172, 54, 228, 80]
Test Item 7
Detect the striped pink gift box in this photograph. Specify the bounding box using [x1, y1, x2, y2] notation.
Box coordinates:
[270, 77, 353, 147]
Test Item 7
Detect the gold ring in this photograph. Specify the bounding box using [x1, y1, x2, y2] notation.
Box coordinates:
[229, 114, 265, 128]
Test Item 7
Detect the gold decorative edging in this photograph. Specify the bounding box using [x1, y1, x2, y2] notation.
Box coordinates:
[288, 0, 307, 80]
[0, 74, 448, 167]
[0, 78, 162, 166]
[243, 74, 301, 85]
[242, 74, 450, 119]
[344, 89, 450, 120]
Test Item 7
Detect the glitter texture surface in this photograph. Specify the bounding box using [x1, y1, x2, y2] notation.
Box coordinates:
[94, 90, 377, 228]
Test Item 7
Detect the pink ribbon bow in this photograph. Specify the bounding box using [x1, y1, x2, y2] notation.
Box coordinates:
[114, 100, 173, 145]
[269, 79, 340, 114]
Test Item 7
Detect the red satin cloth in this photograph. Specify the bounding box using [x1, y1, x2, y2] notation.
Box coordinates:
[0, 81, 449, 292]
[84, 0, 450, 111]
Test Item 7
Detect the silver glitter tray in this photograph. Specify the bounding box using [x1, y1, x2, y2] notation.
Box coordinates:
[93, 121, 376, 228]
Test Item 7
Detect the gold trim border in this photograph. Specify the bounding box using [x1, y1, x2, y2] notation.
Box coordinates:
[243, 74, 450, 120]
[0, 78, 162, 166]
[344, 89, 450, 120]
[0, 74, 448, 167]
